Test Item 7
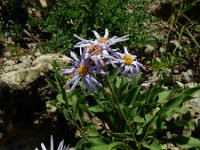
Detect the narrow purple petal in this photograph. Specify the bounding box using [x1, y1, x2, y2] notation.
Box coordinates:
[82, 77, 89, 92]
[90, 76, 102, 87]
[84, 75, 94, 91]
[120, 63, 124, 68]
[59, 68, 76, 74]
[70, 51, 79, 61]
[123, 65, 129, 75]
[70, 76, 81, 91]
[133, 61, 140, 70]
[64, 74, 79, 88]
[136, 61, 143, 67]
[130, 66, 137, 77]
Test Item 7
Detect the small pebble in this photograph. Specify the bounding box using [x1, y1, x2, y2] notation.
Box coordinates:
[173, 69, 179, 74]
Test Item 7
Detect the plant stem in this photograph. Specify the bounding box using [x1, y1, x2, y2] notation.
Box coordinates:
[71, 112, 91, 142]
[114, 99, 139, 149]
[107, 81, 139, 149]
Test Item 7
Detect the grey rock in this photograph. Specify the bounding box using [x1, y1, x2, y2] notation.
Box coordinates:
[173, 69, 179, 75]
[0, 53, 70, 91]
[3, 60, 15, 66]
[182, 69, 193, 83]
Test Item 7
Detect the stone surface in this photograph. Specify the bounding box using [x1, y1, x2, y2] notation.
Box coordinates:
[0, 52, 74, 150]
[0, 53, 70, 90]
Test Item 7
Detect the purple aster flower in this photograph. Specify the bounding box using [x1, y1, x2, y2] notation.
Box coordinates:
[93, 28, 109, 43]
[35, 135, 75, 150]
[92, 28, 129, 46]
[59, 49, 102, 92]
[116, 47, 143, 78]
[74, 29, 129, 61]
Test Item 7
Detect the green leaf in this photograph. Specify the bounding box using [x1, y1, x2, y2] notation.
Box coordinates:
[89, 105, 104, 113]
[87, 127, 100, 137]
[158, 91, 171, 104]
[107, 68, 120, 83]
[115, 76, 122, 89]
[164, 86, 200, 109]
[108, 142, 130, 150]
[86, 144, 109, 150]
[175, 106, 189, 114]
[173, 135, 200, 149]
[174, 120, 195, 130]
[56, 93, 66, 104]
[108, 131, 131, 140]
[133, 115, 145, 123]
[131, 73, 141, 87]
[145, 113, 154, 122]
[127, 86, 141, 106]
[107, 68, 120, 96]
[142, 139, 162, 150]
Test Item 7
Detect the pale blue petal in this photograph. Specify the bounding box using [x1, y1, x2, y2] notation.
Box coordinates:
[70, 76, 81, 91]
[59, 68, 75, 74]
[90, 76, 102, 87]
[123, 65, 129, 75]
[64, 74, 79, 89]
[84, 75, 94, 91]
[70, 51, 79, 61]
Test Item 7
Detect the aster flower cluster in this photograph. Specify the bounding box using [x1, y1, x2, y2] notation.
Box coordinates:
[59, 29, 143, 92]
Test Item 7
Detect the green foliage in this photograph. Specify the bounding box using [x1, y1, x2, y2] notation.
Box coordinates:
[150, 0, 200, 74]
[47, 66, 200, 150]
[27, 0, 155, 53]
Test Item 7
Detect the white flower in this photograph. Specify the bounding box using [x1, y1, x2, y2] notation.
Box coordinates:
[35, 135, 75, 150]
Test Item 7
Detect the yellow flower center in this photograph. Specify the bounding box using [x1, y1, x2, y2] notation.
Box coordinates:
[88, 45, 102, 54]
[77, 65, 88, 76]
[97, 37, 107, 43]
[123, 54, 133, 65]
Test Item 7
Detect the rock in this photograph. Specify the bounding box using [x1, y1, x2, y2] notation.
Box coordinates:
[141, 71, 161, 89]
[0, 53, 70, 91]
[182, 69, 193, 83]
[185, 92, 200, 122]
[173, 69, 179, 75]
[185, 83, 198, 89]
[3, 60, 15, 66]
